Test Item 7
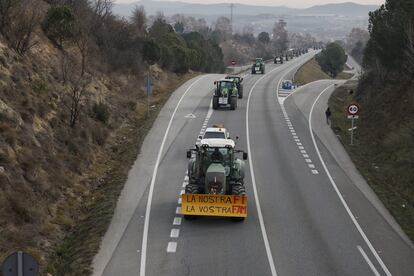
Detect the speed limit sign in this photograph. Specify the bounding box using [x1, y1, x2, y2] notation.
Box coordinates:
[347, 103, 360, 116]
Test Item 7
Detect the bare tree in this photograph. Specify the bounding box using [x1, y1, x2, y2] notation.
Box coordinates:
[6, 0, 43, 55]
[272, 19, 288, 55]
[68, 76, 89, 128]
[131, 5, 146, 36]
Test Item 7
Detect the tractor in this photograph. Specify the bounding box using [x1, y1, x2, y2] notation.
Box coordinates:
[224, 75, 244, 98]
[213, 79, 238, 110]
[183, 138, 248, 221]
[251, 58, 265, 74]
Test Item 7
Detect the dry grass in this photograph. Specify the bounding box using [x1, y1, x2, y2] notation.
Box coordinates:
[294, 58, 353, 85]
[329, 80, 414, 242]
[46, 72, 198, 275]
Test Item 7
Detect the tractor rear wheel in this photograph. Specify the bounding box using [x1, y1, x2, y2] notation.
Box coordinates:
[213, 96, 219, 110]
[230, 96, 237, 110]
[184, 184, 200, 220]
[231, 184, 246, 222]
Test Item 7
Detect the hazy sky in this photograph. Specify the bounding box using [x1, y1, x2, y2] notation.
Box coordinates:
[115, 0, 384, 8]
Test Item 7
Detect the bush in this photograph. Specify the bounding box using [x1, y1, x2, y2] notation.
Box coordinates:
[92, 102, 110, 124]
[143, 39, 160, 65]
[42, 5, 77, 48]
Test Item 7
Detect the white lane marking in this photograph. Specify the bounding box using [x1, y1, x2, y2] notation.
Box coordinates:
[173, 217, 182, 225]
[298, 146, 305, 150]
[166, 242, 177, 253]
[293, 135, 298, 139]
[178, 198, 182, 205]
[296, 143, 302, 146]
[305, 159, 312, 163]
[294, 139, 300, 142]
[182, 182, 187, 188]
[176, 207, 181, 214]
[303, 154, 309, 158]
[308, 164, 315, 169]
[300, 150, 307, 154]
[246, 66, 281, 276]
[358, 246, 381, 276]
[290, 130, 295, 133]
[184, 175, 189, 181]
[311, 170, 319, 175]
[140, 76, 207, 276]
[180, 190, 185, 195]
[309, 85, 392, 276]
[170, 229, 180, 238]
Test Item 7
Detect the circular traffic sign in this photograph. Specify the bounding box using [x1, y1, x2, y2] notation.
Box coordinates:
[231, 60, 236, 66]
[347, 103, 360, 116]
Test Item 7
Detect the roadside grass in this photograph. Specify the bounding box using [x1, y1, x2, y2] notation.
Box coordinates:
[329, 81, 414, 242]
[47, 73, 199, 275]
[294, 58, 353, 86]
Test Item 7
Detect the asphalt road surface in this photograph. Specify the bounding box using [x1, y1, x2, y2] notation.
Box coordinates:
[93, 51, 414, 276]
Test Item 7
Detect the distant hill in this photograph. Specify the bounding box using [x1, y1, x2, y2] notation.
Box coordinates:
[113, 1, 378, 17]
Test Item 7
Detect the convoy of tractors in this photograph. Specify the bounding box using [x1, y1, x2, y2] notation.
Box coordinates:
[181, 49, 309, 221]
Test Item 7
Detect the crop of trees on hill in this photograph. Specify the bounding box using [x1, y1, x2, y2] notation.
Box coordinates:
[355, 0, 414, 239]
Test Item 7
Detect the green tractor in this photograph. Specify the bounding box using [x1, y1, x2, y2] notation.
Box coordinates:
[184, 139, 248, 221]
[213, 79, 238, 110]
[224, 75, 244, 99]
[251, 58, 265, 74]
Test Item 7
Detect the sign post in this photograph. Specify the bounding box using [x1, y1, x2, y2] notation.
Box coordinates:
[145, 72, 153, 118]
[347, 103, 360, 145]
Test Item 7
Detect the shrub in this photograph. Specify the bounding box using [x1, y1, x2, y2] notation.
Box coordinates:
[42, 5, 77, 48]
[92, 102, 110, 124]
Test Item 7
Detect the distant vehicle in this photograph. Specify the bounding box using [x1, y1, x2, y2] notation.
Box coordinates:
[225, 75, 244, 98]
[274, 56, 284, 64]
[213, 79, 238, 110]
[281, 80, 293, 90]
[251, 58, 265, 74]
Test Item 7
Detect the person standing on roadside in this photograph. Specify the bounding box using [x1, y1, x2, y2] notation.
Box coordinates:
[325, 107, 332, 125]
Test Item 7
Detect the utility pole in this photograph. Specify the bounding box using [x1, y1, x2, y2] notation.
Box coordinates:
[230, 3, 234, 33]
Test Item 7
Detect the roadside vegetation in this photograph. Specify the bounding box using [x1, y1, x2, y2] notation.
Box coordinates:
[294, 56, 352, 85]
[329, 0, 414, 241]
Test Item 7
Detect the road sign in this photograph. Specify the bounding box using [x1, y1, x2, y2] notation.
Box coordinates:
[2, 251, 38, 276]
[347, 115, 359, 119]
[181, 194, 247, 217]
[347, 103, 360, 116]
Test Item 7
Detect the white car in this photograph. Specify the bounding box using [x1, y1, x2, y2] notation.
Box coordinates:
[199, 125, 230, 140]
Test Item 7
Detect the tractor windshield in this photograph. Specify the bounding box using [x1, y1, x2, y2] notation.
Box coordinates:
[203, 147, 232, 175]
[219, 81, 233, 90]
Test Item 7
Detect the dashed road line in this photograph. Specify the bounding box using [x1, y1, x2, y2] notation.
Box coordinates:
[166, 242, 177, 253]
[170, 229, 180, 239]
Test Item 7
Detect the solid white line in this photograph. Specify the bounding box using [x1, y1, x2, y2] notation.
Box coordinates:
[309, 85, 392, 276]
[166, 242, 177, 253]
[170, 229, 180, 238]
[139, 75, 206, 276]
[358, 245, 381, 276]
[246, 66, 282, 276]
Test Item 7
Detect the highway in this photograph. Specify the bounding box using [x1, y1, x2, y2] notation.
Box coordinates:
[93, 51, 414, 276]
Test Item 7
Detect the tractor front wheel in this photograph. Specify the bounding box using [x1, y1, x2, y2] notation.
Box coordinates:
[230, 96, 237, 110]
[213, 96, 219, 110]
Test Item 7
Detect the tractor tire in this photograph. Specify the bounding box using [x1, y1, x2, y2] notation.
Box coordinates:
[184, 184, 200, 220]
[231, 184, 246, 222]
[238, 85, 243, 99]
[213, 96, 219, 110]
[230, 96, 237, 110]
